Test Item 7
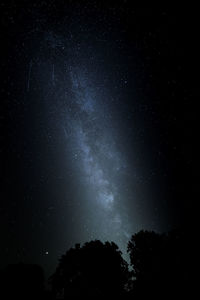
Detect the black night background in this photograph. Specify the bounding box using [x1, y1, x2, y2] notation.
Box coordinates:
[0, 1, 197, 298]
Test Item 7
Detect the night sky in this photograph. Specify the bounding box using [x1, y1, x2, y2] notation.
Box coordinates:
[0, 2, 197, 278]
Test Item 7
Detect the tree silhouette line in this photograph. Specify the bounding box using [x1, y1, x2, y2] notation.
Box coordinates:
[0, 229, 190, 299]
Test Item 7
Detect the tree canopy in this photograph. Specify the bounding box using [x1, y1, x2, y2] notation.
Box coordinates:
[127, 229, 189, 297]
[49, 240, 129, 298]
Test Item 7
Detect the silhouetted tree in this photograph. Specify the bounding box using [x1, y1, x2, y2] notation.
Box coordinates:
[128, 230, 164, 280]
[49, 240, 130, 298]
[127, 229, 190, 298]
[0, 263, 44, 299]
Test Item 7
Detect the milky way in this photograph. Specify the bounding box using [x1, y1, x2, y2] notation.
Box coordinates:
[1, 2, 193, 280]
[63, 66, 131, 253]
[36, 28, 168, 258]
[21, 27, 169, 262]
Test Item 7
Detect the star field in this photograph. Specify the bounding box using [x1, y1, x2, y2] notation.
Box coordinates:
[0, 2, 197, 277]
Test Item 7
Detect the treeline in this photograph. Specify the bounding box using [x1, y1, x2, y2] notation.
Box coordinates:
[0, 229, 190, 299]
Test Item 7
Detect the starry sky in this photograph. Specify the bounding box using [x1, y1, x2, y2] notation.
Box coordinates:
[0, 2, 197, 277]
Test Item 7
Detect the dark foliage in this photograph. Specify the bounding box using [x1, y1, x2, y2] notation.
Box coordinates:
[0, 229, 190, 299]
[49, 240, 129, 298]
[127, 229, 190, 298]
